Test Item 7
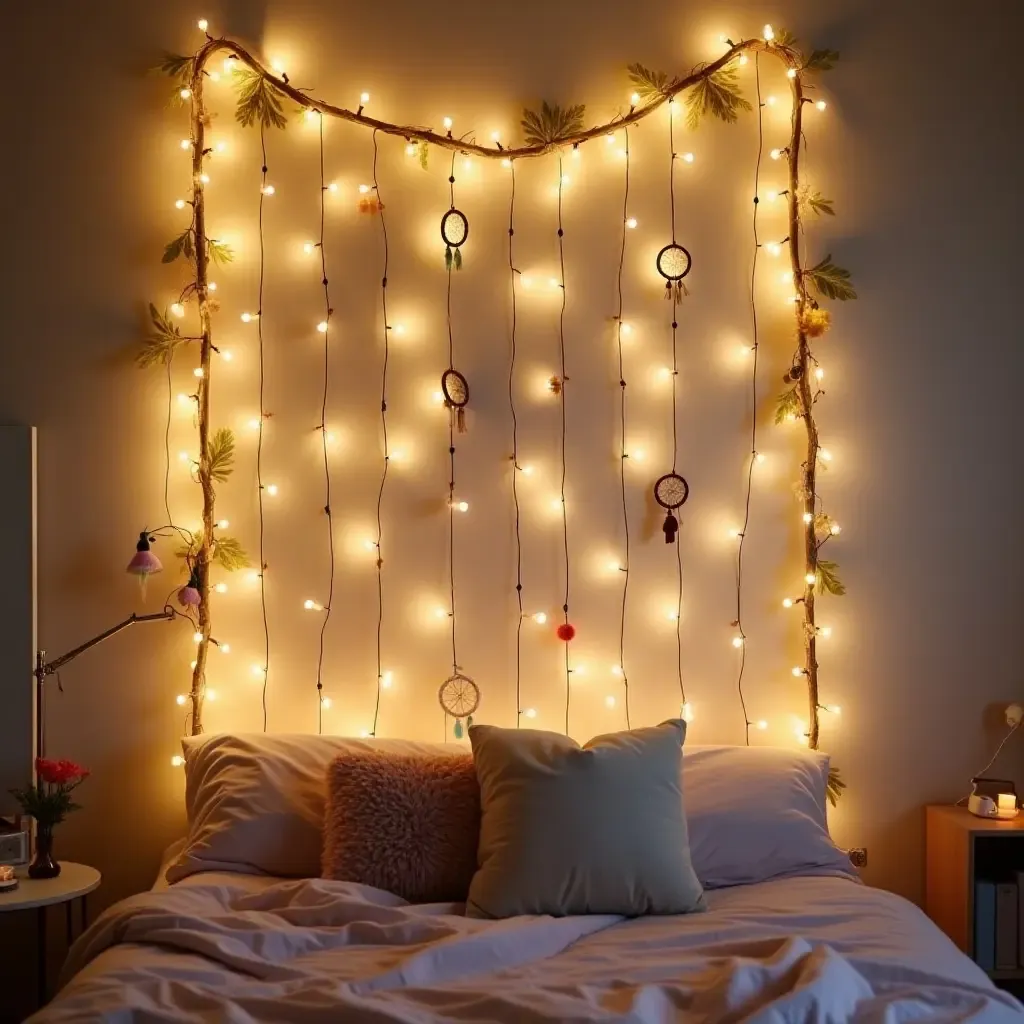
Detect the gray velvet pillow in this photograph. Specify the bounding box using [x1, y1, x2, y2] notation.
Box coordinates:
[466, 719, 704, 919]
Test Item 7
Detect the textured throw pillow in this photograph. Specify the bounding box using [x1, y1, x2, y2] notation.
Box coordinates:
[683, 745, 857, 888]
[323, 752, 481, 903]
[466, 719, 704, 919]
[168, 733, 453, 882]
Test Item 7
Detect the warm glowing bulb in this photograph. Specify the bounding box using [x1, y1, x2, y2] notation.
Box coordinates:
[532, 612, 547, 625]
[657, 367, 672, 382]
[251, 664, 266, 677]
[767, 95, 777, 106]
[359, 91, 370, 104]
[767, 243, 782, 257]
[328, 182, 338, 193]
[631, 448, 646, 462]
[524, 707, 537, 719]
[172, 755, 184, 767]
[521, 464, 535, 476]
[178, 450, 190, 463]
[322, 697, 332, 709]
[189, 660, 197, 670]
[456, 501, 469, 513]
[317, 320, 329, 333]
[548, 277, 559, 288]
[363, 538, 377, 552]
[763, 24, 775, 41]
[803, 512, 813, 524]
[197, 18, 208, 30]
[782, 598, 794, 608]
[435, 607, 447, 619]
[738, 54, 749, 66]
[193, 631, 204, 643]
[393, 324, 406, 336]
[606, 132, 616, 145]
[630, 91, 640, 105]
[611, 665, 623, 677]
[214, 582, 228, 594]
[176, 694, 187, 706]
[463, 157, 472, 171]
[829, 705, 842, 715]
[573, 665, 586, 677]
[175, 198, 186, 209]
[682, 152, 694, 163]
[728, 527, 742, 539]
[666, 609, 679, 622]
[501, 158, 511, 169]
[756, 719, 768, 730]
[303, 599, 320, 610]
[170, 302, 185, 318]
[179, 138, 192, 151]
[681, 701, 694, 722]
[405, 143, 416, 155]
[381, 671, 393, 689]
[770, 149, 782, 161]
[270, 58, 286, 74]
[262, 184, 276, 196]
[266, 484, 278, 496]
[605, 695, 617, 708]
[560, 174, 570, 186]
[220, 644, 230, 654]
[805, 572, 817, 585]
[208, 281, 218, 292]
[442, 116, 453, 130]
[551, 498, 563, 511]
[214, 140, 226, 153]
[764, 191, 778, 203]
[829, 523, 842, 536]
[491, 130, 500, 142]
[241, 312, 254, 323]
[222, 58, 235, 75]
[816, 100, 827, 111]
[755, 452, 766, 464]
[180, 88, 191, 99]
[819, 448, 833, 462]
[206, 689, 217, 701]
[625, 217, 637, 229]
[177, 393, 190, 407]
[792, 666, 804, 677]
[199, 173, 210, 184]
[732, 636, 744, 648]
[620, 323, 633, 336]
[786, 68, 797, 79]
[780, 270, 793, 283]
[193, 367, 204, 378]
[358, 183, 370, 194]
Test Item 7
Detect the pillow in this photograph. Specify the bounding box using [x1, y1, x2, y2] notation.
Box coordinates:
[323, 752, 480, 903]
[466, 719, 705, 919]
[682, 744, 856, 888]
[167, 733, 453, 882]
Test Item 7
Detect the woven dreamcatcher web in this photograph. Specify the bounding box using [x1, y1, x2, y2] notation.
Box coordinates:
[438, 672, 479, 739]
[441, 367, 469, 433]
[654, 471, 690, 543]
[656, 242, 692, 302]
[441, 208, 469, 271]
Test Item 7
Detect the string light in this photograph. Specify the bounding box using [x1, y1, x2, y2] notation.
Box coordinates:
[360, 91, 370, 104]
[763, 24, 775, 41]
[523, 707, 537, 719]
[197, 18, 208, 31]
[782, 597, 794, 608]
[176, 694, 187, 706]
[805, 572, 817, 585]
[815, 99, 827, 111]
[626, 217, 637, 229]
[214, 582, 228, 594]
[532, 612, 547, 625]
[171, 755, 184, 767]
[756, 719, 768, 730]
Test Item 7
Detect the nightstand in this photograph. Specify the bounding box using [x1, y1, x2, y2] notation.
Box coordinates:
[925, 805, 1024, 984]
[0, 862, 101, 1008]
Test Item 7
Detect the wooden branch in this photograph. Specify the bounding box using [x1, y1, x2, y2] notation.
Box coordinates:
[194, 36, 796, 158]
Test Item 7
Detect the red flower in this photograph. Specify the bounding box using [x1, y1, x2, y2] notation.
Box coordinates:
[35, 758, 89, 786]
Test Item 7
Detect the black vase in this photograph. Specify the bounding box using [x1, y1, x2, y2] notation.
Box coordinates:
[28, 825, 61, 879]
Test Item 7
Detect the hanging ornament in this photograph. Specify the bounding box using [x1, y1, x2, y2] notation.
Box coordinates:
[441, 208, 469, 271]
[438, 672, 480, 740]
[547, 375, 563, 395]
[656, 242, 692, 302]
[126, 531, 162, 594]
[654, 472, 690, 544]
[441, 368, 470, 433]
[556, 622, 576, 642]
[177, 566, 202, 608]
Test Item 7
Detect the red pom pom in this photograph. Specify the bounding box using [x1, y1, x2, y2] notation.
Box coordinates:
[556, 622, 576, 642]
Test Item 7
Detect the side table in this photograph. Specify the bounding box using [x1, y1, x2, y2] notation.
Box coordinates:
[0, 862, 101, 1008]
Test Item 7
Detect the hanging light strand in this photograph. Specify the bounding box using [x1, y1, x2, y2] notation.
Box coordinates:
[667, 103, 686, 711]
[507, 162, 525, 726]
[556, 156, 571, 735]
[733, 54, 765, 747]
[446, 152, 460, 687]
[615, 129, 632, 729]
[314, 115, 336, 735]
[371, 129, 390, 738]
[256, 124, 271, 731]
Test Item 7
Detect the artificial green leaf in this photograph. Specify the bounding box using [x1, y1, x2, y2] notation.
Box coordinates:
[137, 303, 188, 368]
[162, 229, 194, 264]
[798, 186, 835, 217]
[206, 427, 235, 482]
[417, 141, 429, 170]
[157, 52, 195, 88]
[774, 386, 802, 424]
[520, 101, 586, 147]
[816, 559, 846, 596]
[826, 766, 846, 806]
[805, 254, 857, 301]
[774, 28, 799, 48]
[684, 65, 752, 130]
[803, 49, 840, 72]
[207, 239, 235, 265]
[212, 535, 250, 571]
[234, 66, 289, 130]
[627, 63, 672, 101]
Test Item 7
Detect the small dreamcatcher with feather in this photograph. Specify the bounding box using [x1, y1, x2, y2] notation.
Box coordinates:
[656, 242, 692, 302]
[441, 368, 469, 433]
[654, 472, 690, 543]
[439, 672, 479, 740]
[441, 208, 468, 271]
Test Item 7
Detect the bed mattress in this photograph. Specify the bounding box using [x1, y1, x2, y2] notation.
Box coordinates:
[31, 870, 1024, 1021]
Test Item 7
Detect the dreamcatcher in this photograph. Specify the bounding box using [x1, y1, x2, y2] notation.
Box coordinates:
[656, 242, 692, 302]
[441, 208, 468, 271]
[441, 368, 469, 433]
[654, 472, 690, 543]
[438, 672, 480, 739]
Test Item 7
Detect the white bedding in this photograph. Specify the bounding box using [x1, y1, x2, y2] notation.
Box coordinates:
[32, 871, 1024, 1022]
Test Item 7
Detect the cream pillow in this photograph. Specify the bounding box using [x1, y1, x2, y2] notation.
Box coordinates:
[466, 719, 704, 918]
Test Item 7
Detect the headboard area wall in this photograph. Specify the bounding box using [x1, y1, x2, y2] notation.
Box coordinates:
[3, 0, 1022, 909]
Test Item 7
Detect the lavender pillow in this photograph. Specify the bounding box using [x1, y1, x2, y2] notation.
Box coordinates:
[323, 752, 480, 903]
[682, 745, 856, 888]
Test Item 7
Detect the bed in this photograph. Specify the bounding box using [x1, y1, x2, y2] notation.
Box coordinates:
[29, 734, 1024, 1022]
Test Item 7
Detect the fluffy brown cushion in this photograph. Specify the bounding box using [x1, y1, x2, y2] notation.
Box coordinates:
[322, 752, 481, 903]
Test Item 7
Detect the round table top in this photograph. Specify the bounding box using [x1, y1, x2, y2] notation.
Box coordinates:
[0, 862, 101, 911]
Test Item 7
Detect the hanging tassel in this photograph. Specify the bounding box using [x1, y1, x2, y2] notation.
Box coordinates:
[663, 511, 678, 544]
[445, 245, 453, 271]
[457, 407, 466, 433]
[453, 718, 464, 740]
[664, 281, 673, 300]
[454, 247, 463, 271]
[673, 280, 689, 302]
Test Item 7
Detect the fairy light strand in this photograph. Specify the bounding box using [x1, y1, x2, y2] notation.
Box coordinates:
[667, 104, 686, 712]
[314, 114, 335, 735]
[614, 130, 631, 729]
[733, 54, 765, 747]
[507, 161, 525, 726]
[371, 129, 389, 738]
[256, 125, 271, 732]
[556, 156, 571, 735]
[445, 152, 460, 698]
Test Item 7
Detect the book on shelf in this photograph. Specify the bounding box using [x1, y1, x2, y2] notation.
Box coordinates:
[976, 880, 996, 972]
[996, 881, 1018, 971]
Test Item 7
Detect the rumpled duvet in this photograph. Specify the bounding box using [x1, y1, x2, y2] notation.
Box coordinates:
[32, 873, 1024, 1022]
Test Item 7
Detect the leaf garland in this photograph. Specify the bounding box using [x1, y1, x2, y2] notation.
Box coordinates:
[826, 766, 846, 806]
[774, 386, 802, 424]
[803, 49, 840, 72]
[176, 528, 251, 572]
[626, 63, 673, 101]
[798, 186, 835, 217]
[815, 559, 846, 596]
[414, 141, 429, 170]
[137, 304, 190, 368]
[684, 65, 752, 130]
[813, 512, 836, 537]
[804, 254, 857, 301]
[157, 52, 196, 90]
[207, 239, 235, 265]
[520, 101, 586, 147]
[163, 229, 195, 265]
[234, 66, 289, 130]
[206, 428, 235, 482]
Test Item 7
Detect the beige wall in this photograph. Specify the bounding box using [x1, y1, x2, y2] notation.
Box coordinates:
[2, 0, 1023, 988]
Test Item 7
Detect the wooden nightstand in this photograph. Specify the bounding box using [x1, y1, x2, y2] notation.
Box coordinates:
[925, 805, 1024, 983]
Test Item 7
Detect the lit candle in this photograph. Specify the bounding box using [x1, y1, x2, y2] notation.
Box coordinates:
[997, 793, 1017, 815]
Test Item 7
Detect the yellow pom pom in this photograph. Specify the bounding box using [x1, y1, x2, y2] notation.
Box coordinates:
[800, 307, 832, 338]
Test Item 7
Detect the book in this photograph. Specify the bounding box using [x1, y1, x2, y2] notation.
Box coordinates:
[996, 881, 1018, 970]
[1016, 873, 1024, 967]
[976, 880, 996, 971]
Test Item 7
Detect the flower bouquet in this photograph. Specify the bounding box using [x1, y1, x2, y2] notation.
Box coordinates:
[10, 758, 90, 878]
